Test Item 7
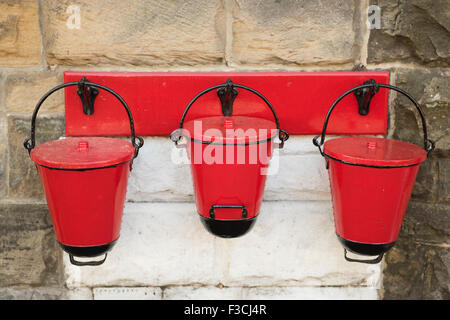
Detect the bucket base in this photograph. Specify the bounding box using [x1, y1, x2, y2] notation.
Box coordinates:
[200, 216, 257, 238]
[59, 240, 117, 258]
[337, 234, 395, 256]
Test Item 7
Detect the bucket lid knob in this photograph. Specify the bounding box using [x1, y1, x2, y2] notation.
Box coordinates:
[78, 141, 89, 151]
[367, 141, 377, 150]
[224, 119, 234, 129]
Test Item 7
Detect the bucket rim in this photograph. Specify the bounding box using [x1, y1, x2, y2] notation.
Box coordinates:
[30, 136, 135, 170]
[184, 135, 276, 146]
[323, 136, 427, 168]
[324, 153, 423, 169]
[34, 159, 131, 171]
[182, 115, 279, 145]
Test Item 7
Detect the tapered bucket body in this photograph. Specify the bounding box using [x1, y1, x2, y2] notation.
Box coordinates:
[183, 115, 277, 238]
[323, 137, 427, 256]
[30, 137, 136, 258]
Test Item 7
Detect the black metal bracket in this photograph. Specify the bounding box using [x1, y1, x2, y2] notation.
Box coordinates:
[209, 205, 248, 220]
[77, 77, 99, 116]
[353, 79, 379, 116]
[217, 78, 238, 116]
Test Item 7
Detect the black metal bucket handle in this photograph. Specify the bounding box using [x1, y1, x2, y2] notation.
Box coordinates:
[69, 253, 107, 266]
[209, 204, 248, 219]
[344, 249, 384, 264]
[312, 81, 435, 157]
[170, 80, 289, 148]
[23, 80, 144, 158]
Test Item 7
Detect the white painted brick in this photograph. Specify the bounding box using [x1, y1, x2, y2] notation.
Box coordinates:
[65, 287, 93, 300]
[127, 136, 331, 202]
[219, 201, 381, 287]
[243, 287, 379, 300]
[64, 202, 218, 288]
[64, 201, 381, 290]
[163, 285, 378, 300]
[163, 286, 243, 300]
[93, 287, 162, 300]
[264, 153, 330, 200]
[127, 137, 194, 202]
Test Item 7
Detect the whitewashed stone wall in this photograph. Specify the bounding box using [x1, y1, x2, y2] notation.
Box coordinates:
[63, 136, 382, 299]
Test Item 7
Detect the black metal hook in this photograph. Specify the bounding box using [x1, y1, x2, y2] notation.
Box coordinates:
[217, 78, 238, 116]
[172, 79, 288, 149]
[77, 77, 99, 115]
[24, 79, 144, 158]
[313, 80, 434, 156]
[354, 78, 379, 116]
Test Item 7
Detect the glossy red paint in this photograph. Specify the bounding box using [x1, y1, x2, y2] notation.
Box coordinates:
[64, 72, 390, 137]
[185, 125, 275, 221]
[324, 137, 427, 167]
[183, 115, 278, 144]
[324, 137, 427, 244]
[31, 137, 135, 169]
[30, 137, 135, 247]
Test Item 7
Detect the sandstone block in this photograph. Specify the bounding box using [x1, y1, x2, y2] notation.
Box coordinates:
[232, 0, 358, 66]
[41, 0, 225, 67]
[0, 0, 41, 66]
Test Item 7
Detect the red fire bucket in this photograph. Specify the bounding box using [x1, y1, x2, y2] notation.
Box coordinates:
[24, 80, 143, 266]
[171, 79, 289, 238]
[313, 81, 434, 263]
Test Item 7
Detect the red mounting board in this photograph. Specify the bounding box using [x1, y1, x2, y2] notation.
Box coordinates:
[64, 72, 390, 136]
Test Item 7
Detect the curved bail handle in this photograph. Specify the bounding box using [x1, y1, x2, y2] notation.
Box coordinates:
[170, 79, 289, 148]
[209, 204, 248, 220]
[344, 249, 384, 264]
[312, 80, 435, 156]
[23, 80, 144, 158]
[69, 253, 107, 266]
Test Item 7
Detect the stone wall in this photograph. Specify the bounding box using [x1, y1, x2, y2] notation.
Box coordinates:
[0, 0, 448, 300]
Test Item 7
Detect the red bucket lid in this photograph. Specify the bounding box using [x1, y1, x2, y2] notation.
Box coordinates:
[183, 115, 277, 144]
[30, 137, 135, 170]
[323, 136, 427, 167]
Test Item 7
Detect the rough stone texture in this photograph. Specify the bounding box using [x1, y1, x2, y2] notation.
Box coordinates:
[232, 0, 359, 66]
[0, 287, 92, 300]
[63, 201, 381, 289]
[41, 0, 225, 67]
[8, 115, 64, 199]
[392, 68, 449, 154]
[163, 286, 244, 300]
[0, 116, 7, 198]
[382, 66, 449, 300]
[6, 72, 64, 113]
[0, 203, 62, 286]
[0, 0, 42, 66]
[401, 201, 450, 246]
[93, 287, 162, 300]
[412, 158, 449, 203]
[383, 233, 450, 299]
[127, 136, 331, 202]
[163, 286, 378, 300]
[368, 0, 450, 67]
[244, 287, 378, 300]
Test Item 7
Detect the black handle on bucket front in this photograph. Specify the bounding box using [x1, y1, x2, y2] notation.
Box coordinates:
[69, 253, 108, 266]
[344, 249, 384, 264]
[23, 80, 144, 158]
[170, 80, 289, 148]
[312, 81, 435, 157]
[209, 204, 248, 219]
